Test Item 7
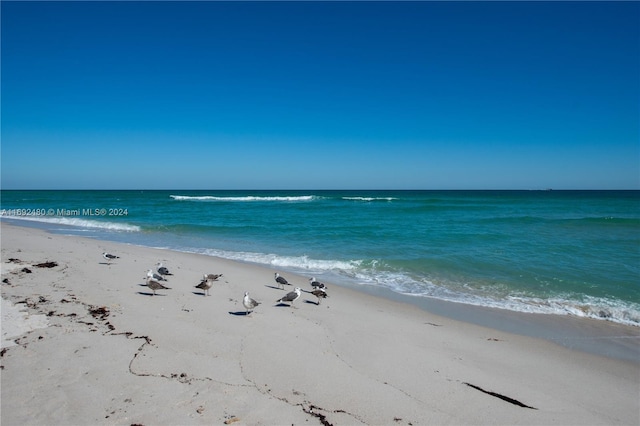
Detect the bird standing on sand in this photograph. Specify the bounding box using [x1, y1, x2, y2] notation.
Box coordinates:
[195, 273, 222, 296]
[102, 252, 119, 263]
[146, 269, 167, 282]
[146, 276, 170, 296]
[195, 278, 213, 296]
[276, 287, 301, 307]
[310, 288, 328, 305]
[243, 292, 260, 315]
[274, 272, 290, 290]
[309, 277, 326, 289]
[156, 262, 173, 276]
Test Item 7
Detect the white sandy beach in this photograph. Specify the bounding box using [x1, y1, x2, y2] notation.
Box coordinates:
[1, 223, 638, 425]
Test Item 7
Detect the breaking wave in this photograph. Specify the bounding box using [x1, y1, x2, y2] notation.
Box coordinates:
[170, 195, 316, 202]
[342, 197, 397, 202]
[1, 215, 140, 232]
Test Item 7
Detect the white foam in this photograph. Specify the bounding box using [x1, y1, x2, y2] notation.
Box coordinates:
[170, 195, 316, 202]
[342, 197, 397, 202]
[400, 288, 640, 327]
[2, 216, 140, 232]
[341, 266, 640, 327]
[198, 248, 361, 272]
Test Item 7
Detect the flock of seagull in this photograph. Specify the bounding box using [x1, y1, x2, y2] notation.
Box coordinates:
[102, 252, 329, 315]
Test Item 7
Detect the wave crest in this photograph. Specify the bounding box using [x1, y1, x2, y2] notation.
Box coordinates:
[198, 248, 361, 272]
[170, 195, 316, 202]
[2, 215, 140, 232]
[342, 197, 397, 202]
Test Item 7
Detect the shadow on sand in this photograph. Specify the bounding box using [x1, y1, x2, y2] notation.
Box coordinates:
[264, 284, 289, 291]
[137, 291, 168, 297]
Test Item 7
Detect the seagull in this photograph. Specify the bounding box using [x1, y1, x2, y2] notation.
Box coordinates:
[243, 292, 261, 315]
[310, 288, 328, 305]
[274, 272, 291, 290]
[276, 287, 301, 307]
[309, 277, 326, 289]
[203, 273, 223, 281]
[195, 278, 213, 296]
[146, 276, 170, 296]
[102, 252, 119, 263]
[146, 269, 167, 282]
[156, 262, 173, 276]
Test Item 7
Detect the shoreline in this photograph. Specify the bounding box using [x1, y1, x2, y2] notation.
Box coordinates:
[1, 222, 639, 425]
[334, 279, 640, 363]
[4, 218, 638, 362]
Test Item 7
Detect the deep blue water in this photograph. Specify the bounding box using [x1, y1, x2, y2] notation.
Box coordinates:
[2, 190, 639, 326]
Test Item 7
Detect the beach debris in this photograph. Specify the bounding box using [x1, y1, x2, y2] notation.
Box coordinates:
[223, 417, 240, 424]
[145, 276, 170, 296]
[156, 262, 173, 276]
[276, 287, 301, 307]
[102, 252, 119, 263]
[7, 258, 21, 263]
[303, 404, 333, 426]
[310, 288, 328, 305]
[21, 267, 32, 274]
[309, 277, 327, 289]
[243, 291, 260, 314]
[463, 382, 537, 409]
[89, 306, 110, 320]
[34, 261, 58, 268]
[274, 272, 291, 289]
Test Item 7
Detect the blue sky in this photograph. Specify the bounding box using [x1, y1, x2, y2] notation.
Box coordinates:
[2, 1, 638, 190]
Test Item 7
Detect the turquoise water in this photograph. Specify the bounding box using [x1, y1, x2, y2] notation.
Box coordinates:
[2, 190, 639, 326]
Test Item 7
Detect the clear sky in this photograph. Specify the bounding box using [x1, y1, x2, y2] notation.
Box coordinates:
[1, 1, 638, 190]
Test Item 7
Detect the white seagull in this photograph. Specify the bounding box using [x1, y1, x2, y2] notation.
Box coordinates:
[102, 252, 119, 263]
[146, 269, 167, 282]
[276, 287, 301, 307]
[243, 292, 261, 315]
[274, 272, 290, 290]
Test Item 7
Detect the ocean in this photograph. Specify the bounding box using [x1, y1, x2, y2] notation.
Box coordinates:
[2, 190, 639, 327]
